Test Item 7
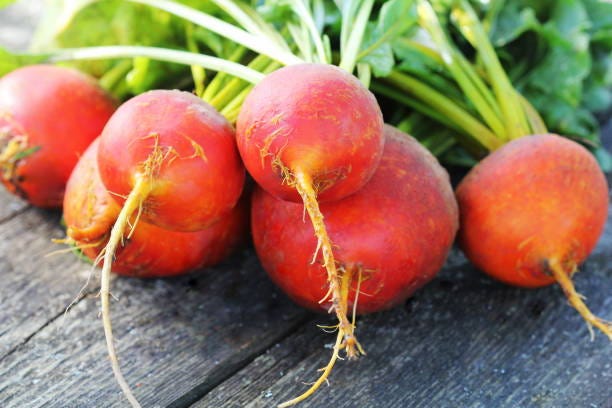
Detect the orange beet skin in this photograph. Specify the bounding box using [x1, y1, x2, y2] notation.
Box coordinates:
[64, 138, 248, 278]
[456, 134, 609, 288]
[236, 63, 384, 203]
[0, 65, 116, 207]
[97, 90, 245, 232]
[251, 126, 458, 313]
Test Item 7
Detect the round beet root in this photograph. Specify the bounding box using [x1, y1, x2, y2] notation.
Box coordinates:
[81, 89, 246, 406]
[97, 89, 245, 232]
[252, 125, 458, 404]
[252, 125, 458, 313]
[236, 63, 385, 358]
[236, 63, 384, 203]
[456, 134, 610, 338]
[0, 65, 116, 207]
[64, 138, 248, 278]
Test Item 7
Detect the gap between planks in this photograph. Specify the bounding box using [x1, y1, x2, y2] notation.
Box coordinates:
[166, 313, 313, 408]
[0, 206, 30, 226]
[0, 289, 95, 362]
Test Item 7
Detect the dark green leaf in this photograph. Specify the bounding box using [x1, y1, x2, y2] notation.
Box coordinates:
[594, 146, 612, 173]
[360, 23, 395, 77]
[528, 92, 599, 143]
[489, 2, 539, 47]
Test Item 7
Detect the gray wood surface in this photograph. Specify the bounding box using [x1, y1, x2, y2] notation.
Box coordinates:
[1, 1, 611, 408]
[197, 235, 612, 408]
[0, 206, 91, 359]
[0, 236, 309, 407]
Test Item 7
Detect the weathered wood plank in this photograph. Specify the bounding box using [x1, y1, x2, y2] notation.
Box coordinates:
[197, 229, 612, 408]
[0, 207, 93, 358]
[0, 189, 28, 223]
[0, 246, 309, 407]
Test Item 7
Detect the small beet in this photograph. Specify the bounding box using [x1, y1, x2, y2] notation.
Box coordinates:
[456, 134, 611, 339]
[63, 138, 248, 278]
[89, 89, 246, 407]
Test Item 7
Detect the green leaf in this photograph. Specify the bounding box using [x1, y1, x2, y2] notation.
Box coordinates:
[528, 92, 599, 143]
[393, 40, 464, 101]
[360, 23, 395, 77]
[594, 146, 612, 173]
[28, 0, 227, 98]
[583, 45, 612, 113]
[489, 0, 606, 145]
[0, 0, 17, 8]
[489, 2, 539, 47]
[0, 47, 47, 77]
[523, 34, 591, 107]
[358, 0, 417, 77]
[584, 0, 612, 46]
[377, 0, 417, 34]
[440, 145, 479, 167]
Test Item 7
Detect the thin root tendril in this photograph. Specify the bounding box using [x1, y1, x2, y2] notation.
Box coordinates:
[548, 258, 612, 341]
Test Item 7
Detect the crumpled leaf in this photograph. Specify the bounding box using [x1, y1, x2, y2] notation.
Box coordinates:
[484, 0, 611, 150]
[359, 0, 417, 77]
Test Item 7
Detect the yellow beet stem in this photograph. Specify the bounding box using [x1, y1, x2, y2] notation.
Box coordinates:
[293, 169, 361, 357]
[548, 258, 612, 341]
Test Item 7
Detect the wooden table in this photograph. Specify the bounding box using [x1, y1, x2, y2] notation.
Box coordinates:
[1, 3, 611, 407]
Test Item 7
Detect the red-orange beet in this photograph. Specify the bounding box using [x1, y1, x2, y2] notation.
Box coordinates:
[91, 90, 246, 407]
[63, 139, 248, 278]
[236, 63, 385, 361]
[236, 63, 384, 203]
[98, 89, 244, 232]
[0, 65, 116, 207]
[252, 125, 458, 313]
[252, 126, 458, 405]
[456, 134, 611, 338]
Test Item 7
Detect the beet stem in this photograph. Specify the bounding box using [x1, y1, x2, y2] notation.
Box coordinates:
[548, 258, 612, 341]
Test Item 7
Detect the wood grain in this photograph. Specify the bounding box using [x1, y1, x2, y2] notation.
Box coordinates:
[0, 207, 90, 359]
[0, 189, 28, 223]
[0, 243, 309, 407]
[198, 238, 612, 408]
